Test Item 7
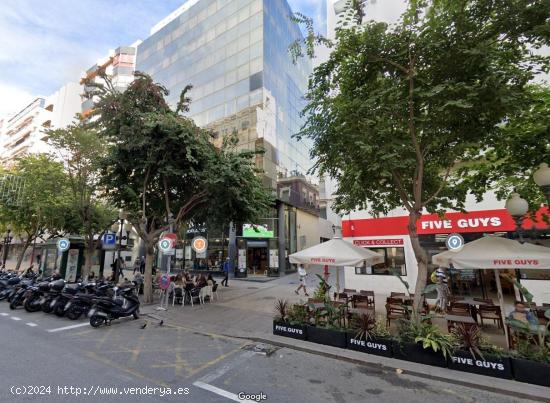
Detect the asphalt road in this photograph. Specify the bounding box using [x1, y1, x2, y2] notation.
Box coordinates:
[0, 303, 535, 403]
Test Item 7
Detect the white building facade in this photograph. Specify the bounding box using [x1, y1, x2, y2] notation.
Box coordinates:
[0, 82, 81, 166]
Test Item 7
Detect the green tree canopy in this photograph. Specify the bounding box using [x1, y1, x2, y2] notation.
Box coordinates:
[295, 0, 549, 315]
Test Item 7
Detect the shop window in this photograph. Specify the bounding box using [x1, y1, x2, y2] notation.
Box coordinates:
[355, 247, 407, 275]
[519, 269, 550, 280]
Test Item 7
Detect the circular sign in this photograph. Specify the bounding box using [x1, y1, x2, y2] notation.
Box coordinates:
[158, 238, 173, 253]
[446, 233, 464, 252]
[57, 238, 70, 252]
[191, 236, 207, 253]
[159, 273, 171, 290]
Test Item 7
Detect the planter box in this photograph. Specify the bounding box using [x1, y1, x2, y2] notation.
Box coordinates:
[307, 325, 347, 348]
[346, 333, 393, 357]
[272, 321, 307, 340]
[392, 341, 447, 368]
[511, 358, 550, 387]
[448, 350, 512, 379]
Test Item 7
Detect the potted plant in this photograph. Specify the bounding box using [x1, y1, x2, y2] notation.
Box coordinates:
[307, 276, 346, 348]
[272, 299, 307, 340]
[508, 281, 550, 386]
[392, 318, 451, 368]
[346, 312, 393, 357]
[448, 324, 512, 379]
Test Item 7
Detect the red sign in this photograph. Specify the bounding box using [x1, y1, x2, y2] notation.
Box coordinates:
[311, 257, 336, 263]
[163, 233, 177, 248]
[353, 239, 404, 246]
[494, 259, 539, 266]
[343, 208, 548, 237]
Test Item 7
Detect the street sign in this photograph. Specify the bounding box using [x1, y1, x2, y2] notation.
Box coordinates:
[158, 273, 171, 290]
[446, 233, 464, 252]
[191, 236, 207, 253]
[159, 233, 177, 255]
[57, 238, 70, 252]
[102, 232, 117, 250]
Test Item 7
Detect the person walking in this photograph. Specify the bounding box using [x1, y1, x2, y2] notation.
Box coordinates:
[221, 257, 230, 287]
[295, 264, 309, 296]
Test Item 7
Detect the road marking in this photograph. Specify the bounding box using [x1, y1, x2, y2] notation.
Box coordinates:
[11, 316, 21, 321]
[47, 323, 89, 333]
[26, 323, 37, 327]
[0, 313, 9, 316]
[192, 381, 256, 403]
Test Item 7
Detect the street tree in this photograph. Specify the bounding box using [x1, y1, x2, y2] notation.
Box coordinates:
[293, 0, 550, 315]
[92, 73, 272, 303]
[0, 155, 69, 270]
[47, 124, 117, 278]
[462, 84, 550, 213]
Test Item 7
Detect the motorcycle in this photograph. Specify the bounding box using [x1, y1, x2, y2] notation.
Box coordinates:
[23, 281, 50, 312]
[40, 279, 66, 313]
[0, 276, 21, 301]
[64, 283, 110, 320]
[89, 286, 140, 328]
[9, 278, 34, 310]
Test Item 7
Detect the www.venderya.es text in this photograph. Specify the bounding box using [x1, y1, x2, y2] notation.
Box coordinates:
[10, 385, 190, 397]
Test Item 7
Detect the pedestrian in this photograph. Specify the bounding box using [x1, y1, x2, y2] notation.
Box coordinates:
[295, 264, 309, 296]
[139, 256, 145, 274]
[221, 257, 230, 287]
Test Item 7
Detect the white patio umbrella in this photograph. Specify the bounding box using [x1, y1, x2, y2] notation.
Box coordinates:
[289, 237, 384, 295]
[432, 235, 550, 347]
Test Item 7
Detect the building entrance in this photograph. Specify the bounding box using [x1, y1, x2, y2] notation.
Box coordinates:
[247, 241, 268, 276]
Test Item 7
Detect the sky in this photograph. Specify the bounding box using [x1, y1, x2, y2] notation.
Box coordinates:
[0, 0, 329, 118]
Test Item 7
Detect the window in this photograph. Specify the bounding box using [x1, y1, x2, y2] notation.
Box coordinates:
[355, 247, 407, 275]
[249, 72, 262, 91]
[519, 269, 550, 280]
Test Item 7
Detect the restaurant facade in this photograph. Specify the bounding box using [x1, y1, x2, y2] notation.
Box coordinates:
[342, 200, 550, 303]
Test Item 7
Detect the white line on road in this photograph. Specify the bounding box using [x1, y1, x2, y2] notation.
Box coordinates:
[11, 317, 21, 321]
[0, 313, 9, 316]
[192, 381, 256, 403]
[47, 323, 89, 333]
[26, 323, 37, 327]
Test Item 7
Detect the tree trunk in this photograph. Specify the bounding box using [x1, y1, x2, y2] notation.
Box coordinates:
[15, 237, 33, 271]
[409, 210, 428, 322]
[143, 243, 155, 304]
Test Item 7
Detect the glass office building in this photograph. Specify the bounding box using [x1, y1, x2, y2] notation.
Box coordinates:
[137, 0, 319, 276]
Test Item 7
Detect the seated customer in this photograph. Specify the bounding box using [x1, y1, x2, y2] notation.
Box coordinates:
[196, 274, 207, 288]
[508, 302, 538, 326]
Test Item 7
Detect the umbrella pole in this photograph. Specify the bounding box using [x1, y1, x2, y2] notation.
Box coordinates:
[494, 269, 510, 349]
[336, 268, 340, 299]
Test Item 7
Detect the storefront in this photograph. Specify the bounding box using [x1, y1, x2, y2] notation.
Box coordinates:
[342, 208, 550, 303]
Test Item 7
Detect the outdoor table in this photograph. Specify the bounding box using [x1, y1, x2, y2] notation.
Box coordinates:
[445, 314, 476, 332]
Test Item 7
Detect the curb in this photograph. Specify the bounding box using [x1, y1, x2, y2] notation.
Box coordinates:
[144, 313, 550, 402]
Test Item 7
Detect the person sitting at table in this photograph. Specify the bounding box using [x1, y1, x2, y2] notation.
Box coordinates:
[508, 302, 538, 326]
[196, 274, 207, 288]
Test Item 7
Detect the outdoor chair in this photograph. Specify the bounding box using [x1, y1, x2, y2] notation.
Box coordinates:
[473, 298, 494, 305]
[334, 292, 348, 303]
[543, 303, 550, 307]
[211, 283, 220, 301]
[478, 305, 504, 332]
[200, 286, 212, 303]
[172, 287, 184, 306]
[535, 309, 549, 326]
[343, 288, 357, 294]
[386, 303, 406, 327]
[387, 297, 404, 305]
[390, 292, 405, 298]
[188, 287, 203, 306]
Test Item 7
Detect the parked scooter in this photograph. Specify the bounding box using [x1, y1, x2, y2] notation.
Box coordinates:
[64, 283, 110, 320]
[23, 281, 50, 312]
[89, 286, 140, 327]
[9, 278, 35, 310]
[40, 279, 66, 313]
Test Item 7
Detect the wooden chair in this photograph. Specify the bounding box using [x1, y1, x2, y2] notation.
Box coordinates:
[343, 288, 357, 294]
[334, 292, 348, 302]
[386, 303, 406, 327]
[473, 298, 494, 305]
[478, 305, 504, 332]
[390, 292, 405, 297]
[542, 303, 550, 307]
[387, 297, 404, 305]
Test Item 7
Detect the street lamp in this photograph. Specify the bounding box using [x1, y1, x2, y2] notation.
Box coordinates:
[2, 229, 13, 268]
[533, 163, 550, 206]
[505, 193, 529, 243]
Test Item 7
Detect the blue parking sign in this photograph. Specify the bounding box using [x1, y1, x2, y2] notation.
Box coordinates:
[102, 232, 117, 250]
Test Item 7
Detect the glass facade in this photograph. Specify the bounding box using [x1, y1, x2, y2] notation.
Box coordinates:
[136, 0, 313, 187]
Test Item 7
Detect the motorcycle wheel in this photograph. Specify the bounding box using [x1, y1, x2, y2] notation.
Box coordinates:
[42, 300, 53, 313]
[54, 304, 65, 317]
[24, 297, 42, 312]
[90, 315, 105, 328]
[65, 307, 81, 320]
[133, 309, 140, 319]
[9, 300, 18, 310]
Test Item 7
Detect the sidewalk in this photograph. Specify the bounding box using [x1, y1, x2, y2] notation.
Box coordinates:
[142, 268, 550, 402]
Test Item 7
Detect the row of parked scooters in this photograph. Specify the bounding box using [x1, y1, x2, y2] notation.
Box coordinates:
[0, 270, 140, 327]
